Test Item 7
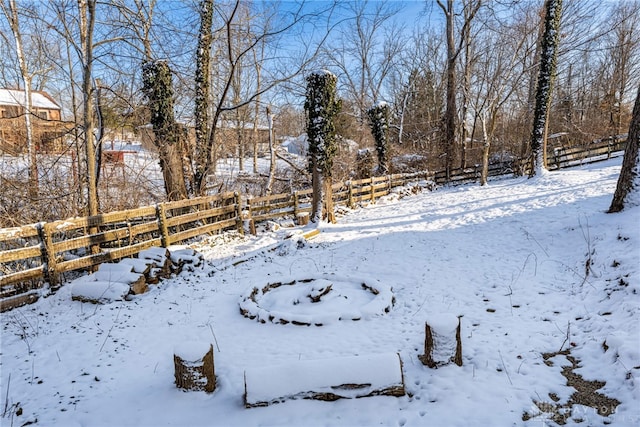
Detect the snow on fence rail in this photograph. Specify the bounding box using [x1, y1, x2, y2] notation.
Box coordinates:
[0, 192, 242, 311]
[0, 137, 627, 312]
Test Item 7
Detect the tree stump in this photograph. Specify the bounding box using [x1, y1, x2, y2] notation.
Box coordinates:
[174, 343, 216, 393]
[418, 314, 462, 368]
[296, 212, 310, 226]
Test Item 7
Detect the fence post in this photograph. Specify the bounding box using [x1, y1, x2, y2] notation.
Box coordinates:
[348, 181, 354, 209]
[37, 222, 59, 289]
[156, 203, 170, 248]
[388, 175, 392, 194]
[370, 177, 375, 203]
[234, 192, 244, 235]
[246, 199, 256, 235]
[293, 191, 299, 217]
[554, 148, 561, 170]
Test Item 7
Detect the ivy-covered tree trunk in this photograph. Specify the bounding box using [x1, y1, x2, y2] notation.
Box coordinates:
[142, 60, 188, 201]
[305, 71, 340, 223]
[608, 85, 640, 213]
[367, 101, 391, 175]
[193, 0, 213, 196]
[529, 0, 562, 177]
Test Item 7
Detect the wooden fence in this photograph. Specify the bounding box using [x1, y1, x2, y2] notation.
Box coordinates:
[547, 136, 627, 170]
[0, 172, 433, 311]
[0, 192, 242, 310]
[0, 136, 627, 311]
[431, 135, 628, 186]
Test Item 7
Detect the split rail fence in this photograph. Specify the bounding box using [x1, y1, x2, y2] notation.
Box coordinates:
[0, 135, 628, 311]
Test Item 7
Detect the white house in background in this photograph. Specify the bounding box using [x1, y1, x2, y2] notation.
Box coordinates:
[281, 134, 359, 157]
[0, 88, 71, 154]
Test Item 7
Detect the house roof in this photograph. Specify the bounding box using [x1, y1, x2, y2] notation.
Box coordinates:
[0, 88, 61, 110]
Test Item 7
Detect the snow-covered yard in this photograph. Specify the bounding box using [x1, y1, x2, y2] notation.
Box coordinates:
[1, 157, 638, 426]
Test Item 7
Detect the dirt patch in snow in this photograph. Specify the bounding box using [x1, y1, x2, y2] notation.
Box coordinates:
[523, 349, 621, 424]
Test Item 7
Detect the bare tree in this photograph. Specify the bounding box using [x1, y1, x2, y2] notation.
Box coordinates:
[436, 0, 481, 180]
[389, 28, 445, 155]
[608, 85, 640, 213]
[1, 0, 37, 197]
[192, 0, 336, 196]
[321, 0, 403, 147]
[601, 2, 640, 137]
[78, 0, 99, 216]
[470, 16, 531, 185]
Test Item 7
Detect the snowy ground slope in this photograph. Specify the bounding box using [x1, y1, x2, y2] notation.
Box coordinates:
[1, 157, 638, 427]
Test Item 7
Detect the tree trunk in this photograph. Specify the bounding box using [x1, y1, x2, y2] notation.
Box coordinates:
[266, 106, 276, 195]
[528, 0, 563, 177]
[79, 0, 99, 217]
[608, 85, 640, 213]
[324, 176, 335, 224]
[305, 71, 340, 224]
[460, 7, 473, 170]
[311, 162, 323, 223]
[142, 60, 188, 201]
[480, 114, 490, 186]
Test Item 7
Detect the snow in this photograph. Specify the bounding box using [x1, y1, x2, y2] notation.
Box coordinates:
[426, 314, 459, 334]
[1, 157, 639, 426]
[310, 69, 335, 78]
[70, 279, 130, 304]
[0, 89, 60, 110]
[174, 342, 213, 362]
[119, 257, 151, 274]
[94, 263, 140, 284]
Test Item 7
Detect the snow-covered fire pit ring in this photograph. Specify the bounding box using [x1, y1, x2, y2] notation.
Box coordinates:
[239, 273, 395, 326]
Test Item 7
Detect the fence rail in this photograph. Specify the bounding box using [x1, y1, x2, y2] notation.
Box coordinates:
[0, 136, 628, 311]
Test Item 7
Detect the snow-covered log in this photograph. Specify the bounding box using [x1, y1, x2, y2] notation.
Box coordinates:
[71, 279, 130, 304]
[174, 342, 216, 393]
[119, 257, 152, 275]
[419, 314, 462, 368]
[95, 262, 147, 295]
[244, 353, 405, 408]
